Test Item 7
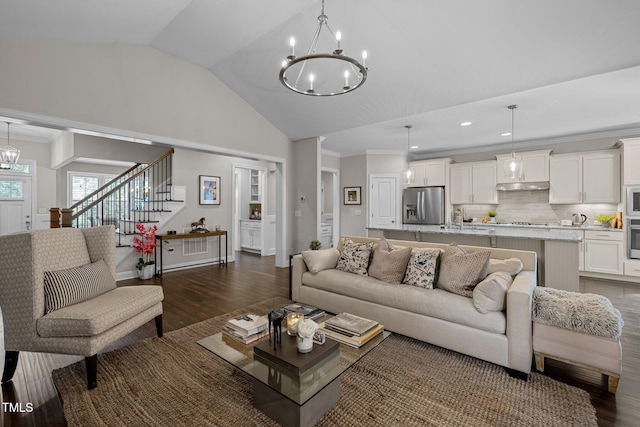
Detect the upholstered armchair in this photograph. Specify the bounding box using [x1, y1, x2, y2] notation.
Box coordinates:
[0, 225, 164, 389]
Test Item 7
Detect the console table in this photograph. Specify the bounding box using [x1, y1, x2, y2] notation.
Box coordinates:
[154, 230, 227, 277]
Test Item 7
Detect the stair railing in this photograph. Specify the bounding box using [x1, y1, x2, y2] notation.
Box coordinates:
[50, 149, 175, 245]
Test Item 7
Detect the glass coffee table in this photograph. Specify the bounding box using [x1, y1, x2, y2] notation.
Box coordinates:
[198, 325, 390, 427]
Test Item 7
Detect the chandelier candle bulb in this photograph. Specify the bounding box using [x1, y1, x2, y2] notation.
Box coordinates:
[289, 37, 295, 58]
[362, 50, 367, 68]
[309, 74, 314, 92]
[344, 70, 349, 88]
[336, 31, 341, 51]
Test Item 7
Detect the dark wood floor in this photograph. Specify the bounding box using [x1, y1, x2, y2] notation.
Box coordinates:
[2, 252, 639, 426]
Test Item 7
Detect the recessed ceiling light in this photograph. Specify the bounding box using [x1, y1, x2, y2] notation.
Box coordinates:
[460, 121, 472, 127]
[410, 145, 419, 149]
[501, 132, 511, 137]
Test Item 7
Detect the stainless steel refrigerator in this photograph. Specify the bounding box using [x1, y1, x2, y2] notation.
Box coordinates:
[402, 186, 445, 225]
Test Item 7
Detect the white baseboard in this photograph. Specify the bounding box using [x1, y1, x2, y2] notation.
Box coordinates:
[116, 255, 234, 281]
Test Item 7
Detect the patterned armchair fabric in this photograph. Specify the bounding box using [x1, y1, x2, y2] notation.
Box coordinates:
[0, 226, 163, 389]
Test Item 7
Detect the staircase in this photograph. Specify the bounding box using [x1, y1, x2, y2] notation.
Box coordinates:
[50, 149, 183, 246]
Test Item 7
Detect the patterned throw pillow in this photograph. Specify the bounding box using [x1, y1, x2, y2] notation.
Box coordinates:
[336, 238, 374, 276]
[43, 259, 116, 314]
[437, 244, 491, 298]
[402, 248, 442, 289]
[368, 237, 412, 284]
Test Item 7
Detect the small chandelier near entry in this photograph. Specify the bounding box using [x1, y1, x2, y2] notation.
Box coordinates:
[279, 0, 368, 96]
[503, 105, 522, 180]
[402, 125, 415, 185]
[0, 122, 20, 170]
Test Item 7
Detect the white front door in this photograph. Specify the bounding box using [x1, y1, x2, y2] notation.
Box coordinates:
[370, 175, 398, 228]
[0, 176, 32, 234]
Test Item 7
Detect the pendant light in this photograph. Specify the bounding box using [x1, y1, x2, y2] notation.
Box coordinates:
[503, 105, 522, 180]
[402, 125, 415, 185]
[0, 122, 20, 170]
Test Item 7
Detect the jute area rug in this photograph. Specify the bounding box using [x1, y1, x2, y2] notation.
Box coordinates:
[53, 297, 597, 427]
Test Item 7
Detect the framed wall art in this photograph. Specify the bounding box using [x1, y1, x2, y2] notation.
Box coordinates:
[199, 175, 221, 205]
[343, 186, 361, 205]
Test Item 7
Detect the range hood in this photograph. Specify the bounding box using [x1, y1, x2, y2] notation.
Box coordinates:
[496, 181, 550, 191]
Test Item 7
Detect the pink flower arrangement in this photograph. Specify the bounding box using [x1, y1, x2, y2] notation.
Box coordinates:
[133, 223, 159, 269]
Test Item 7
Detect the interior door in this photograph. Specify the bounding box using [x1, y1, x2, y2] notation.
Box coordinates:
[0, 176, 32, 234]
[370, 175, 398, 228]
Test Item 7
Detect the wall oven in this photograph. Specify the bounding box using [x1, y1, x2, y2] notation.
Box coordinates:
[627, 187, 640, 216]
[629, 219, 640, 259]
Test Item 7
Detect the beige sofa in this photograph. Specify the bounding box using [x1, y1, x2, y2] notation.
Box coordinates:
[291, 236, 538, 376]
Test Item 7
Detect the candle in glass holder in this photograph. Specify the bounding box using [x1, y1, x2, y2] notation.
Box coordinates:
[287, 313, 304, 336]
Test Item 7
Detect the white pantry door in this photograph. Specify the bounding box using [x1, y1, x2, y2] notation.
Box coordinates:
[369, 175, 398, 228]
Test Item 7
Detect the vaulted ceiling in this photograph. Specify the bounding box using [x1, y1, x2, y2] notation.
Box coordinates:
[2, 0, 640, 157]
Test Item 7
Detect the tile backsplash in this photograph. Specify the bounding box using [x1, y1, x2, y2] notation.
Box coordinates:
[455, 190, 620, 225]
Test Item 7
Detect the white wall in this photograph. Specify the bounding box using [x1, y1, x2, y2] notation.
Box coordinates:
[293, 137, 321, 252]
[0, 41, 293, 256]
[340, 155, 367, 237]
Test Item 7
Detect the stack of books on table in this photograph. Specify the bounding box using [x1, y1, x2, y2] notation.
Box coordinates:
[279, 303, 326, 321]
[222, 314, 269, 344]
[320, 313, 384, 348]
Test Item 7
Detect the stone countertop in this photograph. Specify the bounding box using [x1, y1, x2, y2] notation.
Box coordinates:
[368, 224, 584, 242]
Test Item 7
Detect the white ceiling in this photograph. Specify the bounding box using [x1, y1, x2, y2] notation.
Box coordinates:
[2, 0, 640, 156]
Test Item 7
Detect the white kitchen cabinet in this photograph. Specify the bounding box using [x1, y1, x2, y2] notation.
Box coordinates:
[450, 161, 497, 204]
[496, 150, 550, 183]
[621, 137, 640, 185]
[624, 259, 640, 277]
[250, 169, 262, 202]
[240, 220, 262, 252]
[549, 151, 620, 204]
[583, 230, 623, 275]
[320, 223, 332, 249]
[407, 158, 449, 187]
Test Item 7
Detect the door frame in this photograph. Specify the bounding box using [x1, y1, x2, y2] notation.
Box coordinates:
[320, 166, 340, 248]
[368, 174, 400, 229]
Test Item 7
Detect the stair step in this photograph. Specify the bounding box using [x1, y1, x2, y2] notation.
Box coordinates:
[116, 244, 132, 248]
[128, 210, 172, 213]
[119, 219, 160, 223]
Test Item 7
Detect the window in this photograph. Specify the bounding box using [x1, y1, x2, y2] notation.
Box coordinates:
[0, 179, 24, 200]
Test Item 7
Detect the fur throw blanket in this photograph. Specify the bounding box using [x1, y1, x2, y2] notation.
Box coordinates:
[532, 287, 623, 339]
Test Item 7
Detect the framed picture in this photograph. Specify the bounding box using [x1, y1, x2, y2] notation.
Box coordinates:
[343, 186, 361, 205]
[199, 175, 221, 205]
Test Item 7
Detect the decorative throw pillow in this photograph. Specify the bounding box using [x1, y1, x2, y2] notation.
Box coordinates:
[368, 238, 412, 284]
[437, 244, 491, 297]
[43, 259, 116, 314]
[484, 258, 524, 277]
[402, 248, 442, 289]
[302, 248, 340, 274]
[473, 271, 513, 313]
[336, 238, 374, 276]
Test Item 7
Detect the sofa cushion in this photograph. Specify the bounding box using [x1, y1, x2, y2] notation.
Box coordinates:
[437, 244, 491, 298]
[302, 269, 506, 334]
[43, 259, 116, 314]
[484, 258, 523, 277]
[37, 285, 164, 337]
[402, 248, 442, 289]
[302, 248, 340, 273]
[473, 271, 513, 314]
[368, 238, 412, 284]
[336, 238, 374, 276]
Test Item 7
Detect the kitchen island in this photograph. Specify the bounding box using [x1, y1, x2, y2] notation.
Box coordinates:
[367, 223, 583, 291]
